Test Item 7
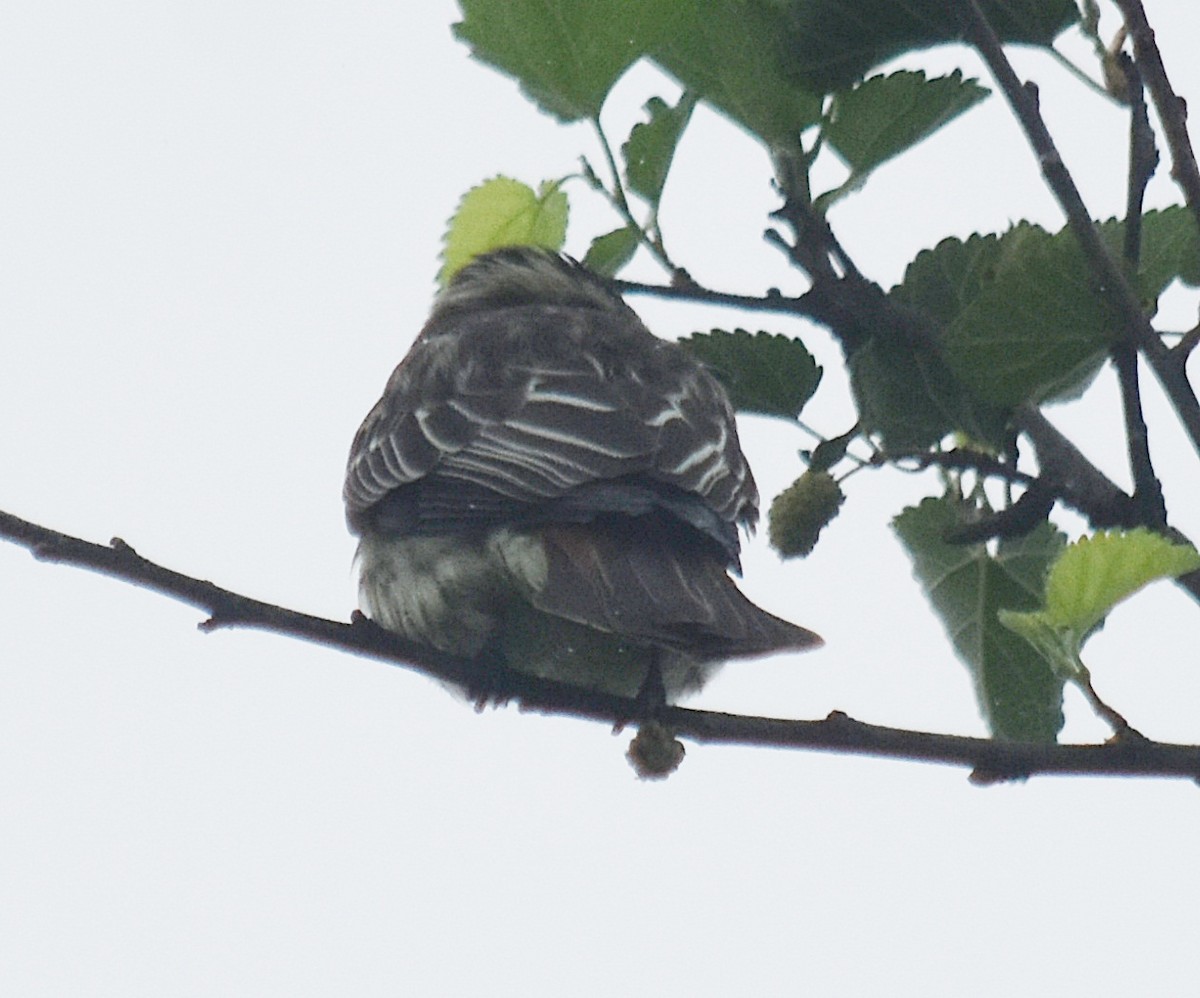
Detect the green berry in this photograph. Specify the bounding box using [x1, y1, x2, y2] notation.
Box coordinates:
[768, 470, 845, 558]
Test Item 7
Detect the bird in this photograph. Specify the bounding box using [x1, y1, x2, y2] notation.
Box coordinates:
[343, 246, 820, 701]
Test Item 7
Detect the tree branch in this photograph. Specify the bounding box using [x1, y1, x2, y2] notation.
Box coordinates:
[616, 277, 814, 317]
[885, 446, 1038, 489]
[963, 1, 1200, 458]
[1176, 321, 1200, 362]
[1015, 406, 1200, 603]
[1114, 51, 1167, 526]
[3, 507, 1199, 784]
[1113, 0, 1200, 233]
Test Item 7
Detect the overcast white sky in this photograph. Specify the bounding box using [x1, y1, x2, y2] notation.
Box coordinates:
[2, 2, 1199, 995]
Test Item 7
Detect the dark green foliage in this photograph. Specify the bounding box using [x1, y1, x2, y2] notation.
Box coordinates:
[773, 0, 1078, 92]
[894, 495, 1068, 742]
[819, 70, 988, 206]
[622, 94, 697, 206]
[649, 0, 823, 147]
[451, 0, 1200, 747]
[891, 210, 1200, 408]
[682, 329, 822, 420]
[848, 317, 1010, 450]
[583, 227, 641, 277]
[454, 0, 675, 120]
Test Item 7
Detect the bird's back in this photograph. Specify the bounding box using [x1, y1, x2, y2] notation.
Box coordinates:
[345, 248, 820, 697]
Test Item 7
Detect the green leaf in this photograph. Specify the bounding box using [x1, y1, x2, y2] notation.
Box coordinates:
[769, 0, 1078, 92]
[806, 426, 858, 472]
[893, 494, 1068, 741]
[999, 529, 1200, 680]
[681, 329, 821, 419]
[650, 0, 822, 149]
[582, 225, 641, 277]
[819, 71, 988, 206]
[891, 231, 1006, 326]
[1043, 529, 1200, 637]
[453, 0, 675, 121]
[901, 211, 1200, 345]
[1098, 206, 1200, 310]
[996, 611, 1084, 682]
[894, 223, 1121, 407]
[848, 321, 1009, 450]
[439, 177, 568, 286]
[623, 94, 697, 206]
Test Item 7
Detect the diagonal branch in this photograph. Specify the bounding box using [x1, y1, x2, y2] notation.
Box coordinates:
[2, 507, 1199, 783]
[963, 1, 1200, 458]
[1016, 406, 1200, 603]
[1112, 0, 1200, 233]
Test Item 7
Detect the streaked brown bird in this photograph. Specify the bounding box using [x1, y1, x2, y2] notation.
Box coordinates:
[344, 247, 820, 700]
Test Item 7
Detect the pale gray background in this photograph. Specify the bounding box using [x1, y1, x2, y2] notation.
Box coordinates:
[2, 2, 1198, 995]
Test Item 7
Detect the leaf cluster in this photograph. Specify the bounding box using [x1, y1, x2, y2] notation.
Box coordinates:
[446, 0, 1200, 751]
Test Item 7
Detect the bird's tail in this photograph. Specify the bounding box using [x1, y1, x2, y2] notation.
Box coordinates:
[526, 520, 822, 661]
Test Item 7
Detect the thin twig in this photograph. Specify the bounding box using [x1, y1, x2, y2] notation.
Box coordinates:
[1113, 0, 1200, 233]
[1114, 52, 1167, 526]
[1076, 666, 1144, 741]
[963, 1, 1200, 457]
[589, 118, 674, 272]
[886, 447, 1038, 489]
[1176, 322, 1200, 361]
[770, 194, 864, 285]
[620, 265, 918, 360]
[616, 278, 812, 315]
[1047, 46, 1113, 101]
[3, 507, 1199, 783]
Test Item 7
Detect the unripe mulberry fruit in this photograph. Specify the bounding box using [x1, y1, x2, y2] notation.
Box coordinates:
[769, 470, 844, 558]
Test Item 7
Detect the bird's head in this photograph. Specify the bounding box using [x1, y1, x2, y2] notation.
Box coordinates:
[432, 246, 630, 321]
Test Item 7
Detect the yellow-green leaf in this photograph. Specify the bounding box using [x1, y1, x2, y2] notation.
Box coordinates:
[1043, 529, 1200, 637]
[439, 177, 568, 286]
[1000, 529, 1200, 678]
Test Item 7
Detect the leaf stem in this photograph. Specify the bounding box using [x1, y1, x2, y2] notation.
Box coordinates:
[589, 117, 674, 272]
[884, 447, 1038, 489]
[1047, 46, 1112, 101]
[1076, 665, 1145, 740]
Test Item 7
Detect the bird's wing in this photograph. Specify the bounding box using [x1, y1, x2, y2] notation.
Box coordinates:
[344, 304, 757, 546]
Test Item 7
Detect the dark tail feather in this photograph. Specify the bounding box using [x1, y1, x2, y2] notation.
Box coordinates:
[532, 522, 821, 660]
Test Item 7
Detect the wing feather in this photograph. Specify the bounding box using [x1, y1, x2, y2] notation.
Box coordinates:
[344, 301, 757, 553]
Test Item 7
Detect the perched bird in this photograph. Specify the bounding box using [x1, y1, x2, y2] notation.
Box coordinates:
[344, 247, 820, 700]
